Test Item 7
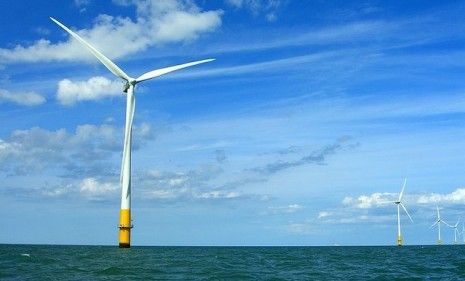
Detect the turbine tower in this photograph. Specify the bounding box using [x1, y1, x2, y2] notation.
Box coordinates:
[393, 178, 413, 246]
[430, 206, 449, 245]
[462, 223, 465, 244]
[51, 18, 214, 248]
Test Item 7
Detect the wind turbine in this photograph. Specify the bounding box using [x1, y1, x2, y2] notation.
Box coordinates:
[50, 17, 214, 248]
[393, 178, 413, 246]
[450, 219, 460, 244]
[462, 223, 465, 244]
[430, 206, 450, 245]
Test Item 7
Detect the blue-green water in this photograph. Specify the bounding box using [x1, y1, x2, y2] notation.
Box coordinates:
[1, 244, 465, 280]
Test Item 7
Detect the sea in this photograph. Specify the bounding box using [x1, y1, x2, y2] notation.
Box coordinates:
[1, 244, 465, 280]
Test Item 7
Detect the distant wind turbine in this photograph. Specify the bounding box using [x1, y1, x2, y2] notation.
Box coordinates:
[430, 206, 450, 245]
[462, 223, 465, 244]
[393, 178, 413, 246]
[450, 219, 460, 244]
[50, 17, 215, 248]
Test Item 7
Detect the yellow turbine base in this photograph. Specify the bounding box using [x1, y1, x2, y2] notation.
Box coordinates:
[397, 235, 403, 246]
[119, 209, 132, 248]
[437, 240, 442, 245]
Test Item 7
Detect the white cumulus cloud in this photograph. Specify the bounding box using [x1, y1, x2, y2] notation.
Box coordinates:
[57, 76, 121, 105]
[417, 188, 465, 204]
[0, 0, 222, 64]
[342, 192, 396, 209]
[79, 177, 119, 196]
[40, 178, 119, 199]
[0, 89, 45, 106]
[342, 188, 465, 209]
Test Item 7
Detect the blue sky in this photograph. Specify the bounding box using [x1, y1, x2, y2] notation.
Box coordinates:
[2, 0, 465, 246]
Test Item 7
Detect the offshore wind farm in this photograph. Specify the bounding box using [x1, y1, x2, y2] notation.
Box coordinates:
[4, 0, 465, 280]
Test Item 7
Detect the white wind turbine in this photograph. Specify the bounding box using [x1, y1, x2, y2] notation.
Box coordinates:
[393, 178, 413, 246]
[50, 17, 214, 248]
[430, 206, 450, 245]
[462, 223, 465, 244]
[450, 219, 460, 244]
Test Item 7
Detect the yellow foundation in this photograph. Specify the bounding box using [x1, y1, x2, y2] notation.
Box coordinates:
[438, 240, 442, 245]
[119, 209, 132, 248]
[397, 235, 403, 246]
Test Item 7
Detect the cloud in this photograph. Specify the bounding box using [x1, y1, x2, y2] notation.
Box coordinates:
[0, 89, 45, 106]
[129, 163, 265, 203]
[139, 137, 359, 203]
[41, 177, 119, 199]
[417, 188, 465, 205]
[342, 187, 465, 209]
[251, 136, 358, 174]
[194, 190, 242, 200]
[57, 76, 122, 105]
[34, 27, 51, 36]
[334, 188, 465, 226]
[74, 0, 90, 7]
[226, 0, 282, 22]
[143, 187, 244, 201]
[318, 211, 332, 219]
[143, 165, 223, 187]
[338, 214, 397, 224]
[174, 51, 341, 79]
[175, 141, 231, 152]
[202, 20, 395, 55]
[0, 123, 154, 176]
[79, 177, 119, 197]
[283, 212, 391, 235]
[276, 146, 301, 155]
[227, 0, 261, 12]
[285, 221, 315, 235]
[74, 0, 91, 12]
[342, 192, 396, 209]
[309, 206, 400, 225]
[1, 117, 273, 203]
[0, 0, 222, 64]
[265, 204, 304, 215]
[138, 165, 232, 201]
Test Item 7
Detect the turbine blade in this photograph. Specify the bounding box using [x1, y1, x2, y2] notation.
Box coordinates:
[437, 206, 440, 219]
[430, 221, 439, 228]
[399, 178, 407, 201]
[136, 59, 215, 83]
[400, 203, 413, 222]
[442, 220, 453, 228]
[50, 17, 131, 82]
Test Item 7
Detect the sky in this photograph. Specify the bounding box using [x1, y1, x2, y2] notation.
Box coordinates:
[2, 0, 465, 246]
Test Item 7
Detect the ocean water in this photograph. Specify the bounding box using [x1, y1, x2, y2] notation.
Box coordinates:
[1, 244, 465, 280]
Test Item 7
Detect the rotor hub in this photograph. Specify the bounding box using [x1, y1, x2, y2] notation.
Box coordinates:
[123, 79, 137, 93]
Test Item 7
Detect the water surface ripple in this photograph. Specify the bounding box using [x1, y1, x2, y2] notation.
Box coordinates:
[1, 245, 464, 280]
